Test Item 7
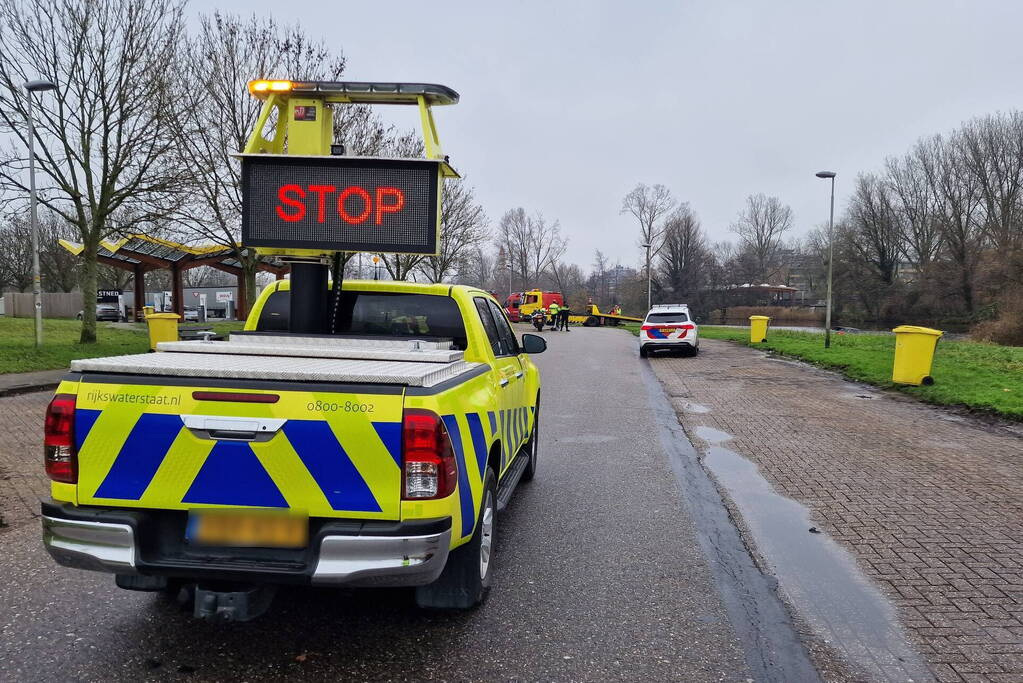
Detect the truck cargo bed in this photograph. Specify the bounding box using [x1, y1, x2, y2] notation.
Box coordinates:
[69, 335, 480, 387]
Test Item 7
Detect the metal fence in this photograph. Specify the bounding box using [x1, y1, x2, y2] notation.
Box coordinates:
[1, 292, 83, 318]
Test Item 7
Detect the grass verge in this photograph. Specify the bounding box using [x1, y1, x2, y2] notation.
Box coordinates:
[0, 317, 245, 374]
[624, 323, 1023, 420]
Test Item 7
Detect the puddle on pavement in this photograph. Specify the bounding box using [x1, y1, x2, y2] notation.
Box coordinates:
[694, 425, 734, 444]
[680, 401, 711, 414]
[702, 442, 931, 682]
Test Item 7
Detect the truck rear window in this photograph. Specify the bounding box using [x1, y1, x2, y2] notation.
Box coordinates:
[646, 312, 689, 323]
[256, 290, 467, 349]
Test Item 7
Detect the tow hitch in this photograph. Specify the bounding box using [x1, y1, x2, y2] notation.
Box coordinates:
[193, 583, 277, 622]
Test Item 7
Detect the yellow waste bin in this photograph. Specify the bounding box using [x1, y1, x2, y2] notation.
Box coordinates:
[749, 315, 770, 343]
[145, 312, 180, 350]
[891, 325, 943, 385]
[142, 305, 155, 318]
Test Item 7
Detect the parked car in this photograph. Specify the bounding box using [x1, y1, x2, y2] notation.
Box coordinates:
[639, 304, 699, 358]
[76, 303, 122, 322]
[182, 308, 200, 322]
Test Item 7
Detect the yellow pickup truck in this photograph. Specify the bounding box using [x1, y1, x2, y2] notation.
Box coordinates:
[41, 280, 544, 619]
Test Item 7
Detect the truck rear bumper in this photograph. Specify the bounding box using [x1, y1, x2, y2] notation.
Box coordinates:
[41, 502, 450, 588]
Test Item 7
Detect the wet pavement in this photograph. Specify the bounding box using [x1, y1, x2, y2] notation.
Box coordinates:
[0, 327, 785, 682]
[651, 337, 1023, 683]
[700, 437, 929, 681]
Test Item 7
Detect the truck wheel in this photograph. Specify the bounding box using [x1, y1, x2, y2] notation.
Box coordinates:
[521, 405, 539, 482]
[415, 468, 496, 610]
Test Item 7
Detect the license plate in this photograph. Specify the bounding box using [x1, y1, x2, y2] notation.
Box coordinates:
[658, 328, 673, 336]
[186, 510, 308, 548]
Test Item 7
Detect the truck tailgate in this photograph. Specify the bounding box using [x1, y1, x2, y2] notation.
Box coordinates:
[74, 378, 403, 520]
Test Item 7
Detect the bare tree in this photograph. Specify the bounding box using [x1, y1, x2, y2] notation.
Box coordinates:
[924, 133, 985, 312]
[0, 0, 187, 342]
[419, 179, 488, 283]
[961, 113, 1023, 252]
[620, 183, 676, 254]
[39, 211, 79, 292]
[169, 12, 346, 315]
[846, 173, 904, 287]
[885, 144, 942, 272]
[495, 208, 567, 286]
[590, 250, 611, 306]
[459, 246, 497, 291]
[621, 183, 675, 306]
[658, 203, 710, 306]
[0, 214, 32, 291]
[730, 193, 793, 282]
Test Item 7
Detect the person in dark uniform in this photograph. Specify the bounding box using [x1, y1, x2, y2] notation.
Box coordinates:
[557, 302, 572, 331]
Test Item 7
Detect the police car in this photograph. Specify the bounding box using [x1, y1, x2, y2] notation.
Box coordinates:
[639, 304, 699, 358]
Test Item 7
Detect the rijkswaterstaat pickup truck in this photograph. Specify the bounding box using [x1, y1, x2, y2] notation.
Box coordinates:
[40, 280, 545, 619]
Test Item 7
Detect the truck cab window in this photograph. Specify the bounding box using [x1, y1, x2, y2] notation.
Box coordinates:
[487, 300, 519, 355]
[475, 297, 505, 356]
[256, 290, 468, 349]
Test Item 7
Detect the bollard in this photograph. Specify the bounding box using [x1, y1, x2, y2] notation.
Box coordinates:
[749, 315, 770, 343]
[891, 325, 943, 385]
[145, 312, 180, 351]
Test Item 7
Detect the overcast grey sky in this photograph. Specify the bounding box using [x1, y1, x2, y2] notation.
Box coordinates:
[211, 0, 1023, 269]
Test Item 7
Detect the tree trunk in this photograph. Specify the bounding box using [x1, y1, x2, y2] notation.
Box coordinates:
[79, 238, 99, 344]
[960, 266, 974, 314]
[242, 253, 259, 321]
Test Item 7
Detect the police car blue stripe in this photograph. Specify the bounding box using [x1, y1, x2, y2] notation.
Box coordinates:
[372, 421, 402, 468]
[93, 413, 182, 500]
[487, 411, 497, 438]
[466, 412, 488, 480]
[182, 441, 288, 508]
[442, 415, 475, 538]
[283, 420, 382, 512]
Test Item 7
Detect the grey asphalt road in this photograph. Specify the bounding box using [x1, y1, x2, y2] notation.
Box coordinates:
[0, 327, 752, 682]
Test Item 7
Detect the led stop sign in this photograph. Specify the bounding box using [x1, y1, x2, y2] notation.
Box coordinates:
[241, 155, 441, 254]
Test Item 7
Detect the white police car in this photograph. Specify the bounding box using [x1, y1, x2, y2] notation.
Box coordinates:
[639, 304, 699, 358]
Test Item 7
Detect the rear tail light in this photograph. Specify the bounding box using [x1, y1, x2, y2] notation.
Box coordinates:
[402, 409, 457, 499]
[44, 394, 77, 483]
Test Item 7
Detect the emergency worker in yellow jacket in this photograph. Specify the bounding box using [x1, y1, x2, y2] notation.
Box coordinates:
[547, 302, 560, 330]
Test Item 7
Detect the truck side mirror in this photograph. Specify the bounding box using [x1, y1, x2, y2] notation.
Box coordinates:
[521, 333, 547, 354]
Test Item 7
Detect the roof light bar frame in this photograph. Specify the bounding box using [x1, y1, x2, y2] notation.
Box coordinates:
[244, 80, 458, 177]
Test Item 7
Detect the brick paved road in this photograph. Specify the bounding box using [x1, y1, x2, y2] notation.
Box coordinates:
[651, 339, 1023, 683]
[0, 391, 51, 529]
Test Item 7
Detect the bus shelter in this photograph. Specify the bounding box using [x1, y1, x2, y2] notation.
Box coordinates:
[59, 235, 286, 321]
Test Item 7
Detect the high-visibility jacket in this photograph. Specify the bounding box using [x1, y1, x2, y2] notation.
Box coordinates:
[548, 303, 560, 315]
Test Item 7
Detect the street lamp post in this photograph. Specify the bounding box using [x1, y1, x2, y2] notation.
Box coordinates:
[23, 79, 56, 348]
[642, 242, 652, 311]
[816, 171, 837, 349]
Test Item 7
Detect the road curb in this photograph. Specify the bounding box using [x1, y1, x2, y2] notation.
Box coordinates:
[0, 381, 60, 398]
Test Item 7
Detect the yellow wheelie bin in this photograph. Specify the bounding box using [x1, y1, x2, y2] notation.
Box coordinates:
[749, 315, 770, 343]
[891, 325, 943, 385]
[145, 312, 180, 350]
